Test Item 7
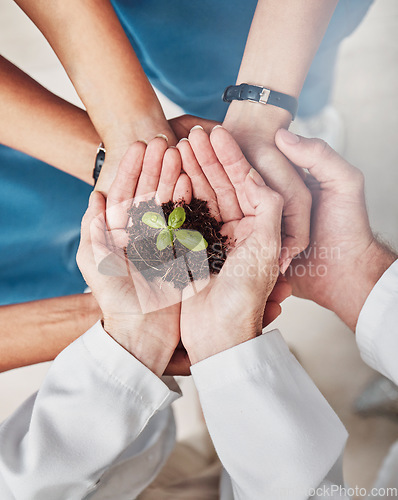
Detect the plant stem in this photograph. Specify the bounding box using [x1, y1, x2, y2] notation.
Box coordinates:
[169, 228, 177, 259]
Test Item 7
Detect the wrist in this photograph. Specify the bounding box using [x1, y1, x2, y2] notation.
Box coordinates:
[223, 99, 292, 144]
[79, 292, 102, 323]
[102, 317, 174, 377]
[95, 116, 177, 194]
[187, 321, 260, 365]
[102, 108, 176, 150]
[334, 240, 397, 330]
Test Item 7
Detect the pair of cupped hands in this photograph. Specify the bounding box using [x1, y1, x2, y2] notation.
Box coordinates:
[77, 123, 385, 377]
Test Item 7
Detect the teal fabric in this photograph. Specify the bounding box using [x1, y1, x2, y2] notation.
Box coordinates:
[111, 0, 373, 120]
[0, 146, 91, 304]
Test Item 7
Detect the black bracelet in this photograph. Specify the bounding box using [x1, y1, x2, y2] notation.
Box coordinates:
[222, 83, 298, 120]
[93, 143, 106, 185]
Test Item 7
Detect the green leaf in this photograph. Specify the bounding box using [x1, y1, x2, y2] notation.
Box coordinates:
[156, 229, 173, 251]
[175, 229, 208, 252]
[168, 207, 186, 229]
[142, 212, 166, 229]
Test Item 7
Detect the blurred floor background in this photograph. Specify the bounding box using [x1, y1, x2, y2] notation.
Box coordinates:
[0, 0, 397, 494]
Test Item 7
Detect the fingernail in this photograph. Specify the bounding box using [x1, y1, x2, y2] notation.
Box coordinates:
[155, 133, 168, 142]
[178, 137, 190, 143]
[137, 139, 148, 145]
[279, 128, 300, 145]
[248, 168, 264, 186]
[279, 257, 292, 275]
[169, 145, 177, 149]
[212, 125, 223, 131]
[190, 125, 204, 132]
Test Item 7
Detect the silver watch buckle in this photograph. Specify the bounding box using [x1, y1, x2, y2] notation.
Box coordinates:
[259, 88, 271, 104]
[97, 142, 106, 154]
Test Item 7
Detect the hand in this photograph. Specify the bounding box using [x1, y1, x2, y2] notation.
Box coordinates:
[223, 108, 312, 270]
[172, 121, 291, 327]
[95, 114, 218, 193]
[95, 119, 177, 194]
[275, 129, 397, 330]
[169, 114, 219, 140]
[177, 126, 284, 363]
[77, 137, 193, 376]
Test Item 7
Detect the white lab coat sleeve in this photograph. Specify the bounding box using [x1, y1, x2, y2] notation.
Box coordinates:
[355, 259, 398, 497]
[191, 329, 349, 500]
[356, 259, 398, 385]
[0, 321, 180, 500]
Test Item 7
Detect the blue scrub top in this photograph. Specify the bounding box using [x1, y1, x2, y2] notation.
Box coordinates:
[111, 0, 257, 121]
[110, 0, 373, 120]
[0, 146, 91, 304]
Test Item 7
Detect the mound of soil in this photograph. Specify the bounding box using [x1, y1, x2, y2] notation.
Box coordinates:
[126, 198, 228, 289]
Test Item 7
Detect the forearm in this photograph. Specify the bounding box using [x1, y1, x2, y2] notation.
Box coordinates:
[0, 56, 99, 184]
[15, 0, 174, 190]
[331, 241, 397, 331]
[0, 293, 101, 372]
[223, 0, 338, 138]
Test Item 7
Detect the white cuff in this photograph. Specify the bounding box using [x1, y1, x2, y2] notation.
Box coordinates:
[190, 329, 288, 391]
[81, 321, 181, 409]
[356, 259, 398, 382]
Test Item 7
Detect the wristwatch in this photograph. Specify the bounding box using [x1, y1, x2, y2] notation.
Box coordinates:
[222, 83, 298, 120]
[93, 143, 106, 186]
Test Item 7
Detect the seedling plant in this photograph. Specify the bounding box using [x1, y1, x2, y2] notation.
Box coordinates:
[142, 206, 208, 254]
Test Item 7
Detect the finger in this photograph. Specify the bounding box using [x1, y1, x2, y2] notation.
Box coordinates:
[275, 129, 363, 189]
[245, 169, 284, 247]
[177, 138, 220, 219]
[280, 198, 312, 272]
[209, 126, 253, 215]
[188, 126, 243, 222]
[173, 173, 192, 204]
[135, 137, 169, 200]
[169, 114, 219, 140]
[261, 151, 311, 266]
[294, 163, 308, 181]
[106, 141, 146, 230]
[246, 142, 312, 261]
[156, 147, 181, 204]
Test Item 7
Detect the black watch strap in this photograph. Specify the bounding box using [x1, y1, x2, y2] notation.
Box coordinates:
[222, 83, 298, 120]
[93, 143, 106, 185]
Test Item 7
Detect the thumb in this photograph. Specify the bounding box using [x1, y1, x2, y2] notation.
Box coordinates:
[275, 128, 358, 186]
[244, 169, 283, 254]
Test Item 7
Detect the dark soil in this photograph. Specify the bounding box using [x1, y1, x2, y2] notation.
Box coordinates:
[126, 198, 228, 289]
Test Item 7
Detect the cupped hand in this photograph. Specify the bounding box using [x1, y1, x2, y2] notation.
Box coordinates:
[275, 129, 396, 330]
[77, 137, 193, 376]
[222, 120, 312, 270]
[177, 127, 284, 363]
